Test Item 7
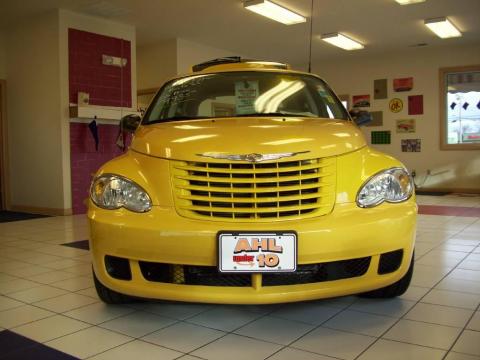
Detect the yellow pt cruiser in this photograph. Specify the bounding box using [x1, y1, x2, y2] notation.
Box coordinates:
[89, 58, 416, 304]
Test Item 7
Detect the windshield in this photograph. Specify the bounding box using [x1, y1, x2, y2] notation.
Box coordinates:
[143, 71, 349, 124]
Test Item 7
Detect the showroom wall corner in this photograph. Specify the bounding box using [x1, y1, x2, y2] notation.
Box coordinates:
[6, 10, 66, 214]
[59, 10, 136, 214]
[137, 39, 177, 90]
[0, 31, 6, 79]
[314, 43, 480, 192]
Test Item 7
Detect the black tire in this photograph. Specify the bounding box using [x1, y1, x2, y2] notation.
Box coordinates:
[93, 268, 136, 304]
[359, 252, 414, 298]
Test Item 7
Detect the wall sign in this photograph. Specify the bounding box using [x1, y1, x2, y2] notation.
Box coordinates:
[366, 111, 383, 127]
[389, 98, 403, 113]
[396, 119, 416, 133]
[352, 94, 371, 108]
[374, 79, 388, 99]
[401, 139, 421, 152]
[371, 131, 391, 144]
[408, 95, 424, 115]
[394, 77, 413, 92]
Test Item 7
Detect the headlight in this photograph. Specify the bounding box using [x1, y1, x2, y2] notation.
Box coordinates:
[90, 174, 152, 212]
[356, 167, 413, 208]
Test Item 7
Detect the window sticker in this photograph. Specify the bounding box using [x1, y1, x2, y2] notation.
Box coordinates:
[235, 81, 259, 114]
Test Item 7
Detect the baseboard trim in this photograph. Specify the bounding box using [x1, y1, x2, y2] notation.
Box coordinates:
[416, 187, 480, 195]
[9, 204, 73, 216]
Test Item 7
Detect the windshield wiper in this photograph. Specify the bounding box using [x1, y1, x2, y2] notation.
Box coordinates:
[235, 112, 315, 118]
[146, 116, 212, 124]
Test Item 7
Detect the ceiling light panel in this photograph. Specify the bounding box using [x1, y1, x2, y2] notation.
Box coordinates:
[244, 0, 306, 25]
[321, 33, 364, 51]
[424, 17, 462, 38]
[395, 0, 426, 5]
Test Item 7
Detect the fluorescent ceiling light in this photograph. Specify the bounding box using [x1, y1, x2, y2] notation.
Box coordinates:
[395, 0, 426, 5]
[244, 0, 306, 25]
[321, 33, 364, 51]
[424, 17, 461, 38]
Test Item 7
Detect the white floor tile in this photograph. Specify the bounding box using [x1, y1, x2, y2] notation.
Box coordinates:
[234, 315, 314, 345]
[0, 295, 24, 311]
[357, 339, 446, 360]
[291, 327, 376, 360]
[466, 311, 480, 331]
[421, 289, 480, 309]
[269, 302, 342, 325]
[142, 322, 225, 353]
[348, 298, 416, 318]
[452, 330, 480, 356]
[137, 302, 211, 320]
[323, 310, 398, 337]
[99, 311, 176, 337]
[444, 352, 480, 360]
[0, 304, 54, 328]
[33, 292, 98, 312]
[11, 314, 90, 342]
[383, 319, 462, 350]
[45, 326, 133, 358]
[8, 285, 68, 303]
[404, 302, 474, 327]
[268, 347, 338, 360]
[64, 302, 136, 325]
[89, 340, 182, 360]
[186, 306, 261, 332]
[191, 333, 282, 360]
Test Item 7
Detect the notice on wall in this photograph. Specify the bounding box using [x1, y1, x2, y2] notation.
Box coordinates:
[408, 95, 424, 115]
[371, 131, 391, 145]
[352, 94, 371, 108]
[366, 111, 384, 127]
[396, 119, 416, 133]
[235, 81, 259, 114]
[374, 79, 388, 99]
[389, 98, 403, 113]
[393, 77, 414, 92]
[401, 139, 421, 152]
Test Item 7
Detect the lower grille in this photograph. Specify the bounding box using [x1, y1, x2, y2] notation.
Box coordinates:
[138, 257, 371, 287]
[378, 250, 403, 274]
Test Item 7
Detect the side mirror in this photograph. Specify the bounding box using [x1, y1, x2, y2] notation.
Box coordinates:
[349, 110, 372, 127]
[120, 114, 141, 133]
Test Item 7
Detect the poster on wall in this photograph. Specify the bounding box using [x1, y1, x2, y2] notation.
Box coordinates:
[393, 77, 414, 92]
[366, 111, 384, 127]
[374, 79, 388, 99]
[352, 94, 371, 108]
[371, 131, 391, 144]
[396, 119, 416, 133]
[389, 98, 403, 113]
[401, 139, 421, 152]
[408, 95, 424, 115]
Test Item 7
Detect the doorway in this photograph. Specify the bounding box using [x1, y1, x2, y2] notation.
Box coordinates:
[0, 80, 7, 210]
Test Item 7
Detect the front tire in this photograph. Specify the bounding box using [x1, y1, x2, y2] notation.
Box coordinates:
[360, 252, 414, 298]
[93, 269, 136, 304]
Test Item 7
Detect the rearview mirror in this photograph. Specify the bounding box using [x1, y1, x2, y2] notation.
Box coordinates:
[120, 114, 141, 133]
[349, 110, 372, 127]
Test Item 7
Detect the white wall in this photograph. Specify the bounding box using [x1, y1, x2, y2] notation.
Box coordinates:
[6, 10, 64, 211]
[176, 38, 242, 75]
[137, 39, 177, 90]
[314, 44, 480, 191]
[59, 9, 137, 210]
[0, 31, 6, 79]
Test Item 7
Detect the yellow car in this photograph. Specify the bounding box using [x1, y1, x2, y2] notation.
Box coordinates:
[88, 58, 416, 304]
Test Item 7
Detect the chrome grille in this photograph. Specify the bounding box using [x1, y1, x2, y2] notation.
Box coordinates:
[171, 158, 336, 222]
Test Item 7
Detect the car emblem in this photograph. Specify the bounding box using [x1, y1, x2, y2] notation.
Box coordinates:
[196, 151, 310, 163]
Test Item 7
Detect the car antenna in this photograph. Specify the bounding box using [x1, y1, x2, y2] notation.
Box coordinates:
[307, 0, 314, 73]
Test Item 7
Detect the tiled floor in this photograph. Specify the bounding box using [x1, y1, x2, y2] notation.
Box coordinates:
[0, 194, 479, 359]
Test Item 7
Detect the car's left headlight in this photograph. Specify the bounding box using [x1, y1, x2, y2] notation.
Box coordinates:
[90, 174, 152, 212]
[356, 167, 413, 208]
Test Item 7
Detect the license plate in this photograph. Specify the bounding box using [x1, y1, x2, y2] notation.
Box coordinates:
[218, 232, 297, 273]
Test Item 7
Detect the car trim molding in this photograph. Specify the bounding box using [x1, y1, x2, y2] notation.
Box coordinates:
[196, 151, 310, 163]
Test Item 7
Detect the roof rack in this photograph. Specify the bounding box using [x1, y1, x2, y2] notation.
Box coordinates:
[191, 57, 289, 72]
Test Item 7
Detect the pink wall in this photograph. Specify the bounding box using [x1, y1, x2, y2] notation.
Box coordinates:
[70, 122, 131, 214]
[68, 28, 131, 107]
[69, 28, 133, 214]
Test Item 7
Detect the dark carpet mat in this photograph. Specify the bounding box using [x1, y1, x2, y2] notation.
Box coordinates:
[61, 239, 90, 250]
[0, 330, 79, 359]
[0, 211, 51, 223]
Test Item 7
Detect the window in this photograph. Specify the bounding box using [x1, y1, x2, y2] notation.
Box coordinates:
[440, 65, 480, 150]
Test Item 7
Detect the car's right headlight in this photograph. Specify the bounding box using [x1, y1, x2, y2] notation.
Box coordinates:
[90, 174, 152, 212]
[356, 167, 413, 208]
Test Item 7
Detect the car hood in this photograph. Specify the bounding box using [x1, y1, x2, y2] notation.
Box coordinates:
[131, 117, 366, 161]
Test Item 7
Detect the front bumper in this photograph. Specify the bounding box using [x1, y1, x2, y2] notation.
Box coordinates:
[88, 200, 416, 304]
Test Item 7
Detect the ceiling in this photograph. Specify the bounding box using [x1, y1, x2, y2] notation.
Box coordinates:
[1, 0, 479, 65]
